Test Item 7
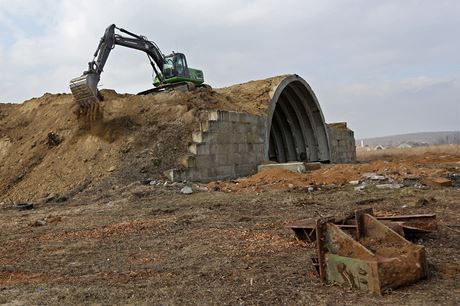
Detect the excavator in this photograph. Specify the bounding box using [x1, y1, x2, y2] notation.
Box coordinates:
[69, 24, 205, 107]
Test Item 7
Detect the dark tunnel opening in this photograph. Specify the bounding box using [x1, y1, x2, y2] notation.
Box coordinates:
[266, 77, 330, 163]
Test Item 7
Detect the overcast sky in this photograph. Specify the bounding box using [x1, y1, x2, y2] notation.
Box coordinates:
[0, 0, 459, 138]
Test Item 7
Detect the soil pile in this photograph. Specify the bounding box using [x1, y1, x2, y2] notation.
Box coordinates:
[0, 91, 192, 202]
[0, 76, 286, 203]
[208, 156, 459, 192]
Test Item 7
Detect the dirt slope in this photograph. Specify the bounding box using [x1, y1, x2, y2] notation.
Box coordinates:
[0, 89, 202, 202]
[0, 77, 285, 203]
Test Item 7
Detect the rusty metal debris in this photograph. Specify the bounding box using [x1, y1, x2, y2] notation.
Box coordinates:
[289, 210, 436, 243]
[289, 208, 434, 295]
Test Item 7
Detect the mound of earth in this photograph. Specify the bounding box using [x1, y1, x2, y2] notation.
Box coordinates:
[207, 155, 459, 192]
[0, 76, 287, 203]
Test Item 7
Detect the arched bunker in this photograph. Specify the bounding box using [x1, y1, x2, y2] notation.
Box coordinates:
[166, 74, 355, 181]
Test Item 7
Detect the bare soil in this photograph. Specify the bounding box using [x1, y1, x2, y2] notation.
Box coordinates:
[1, 155, 459, 305]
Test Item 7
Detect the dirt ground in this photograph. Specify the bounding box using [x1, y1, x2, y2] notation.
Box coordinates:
[1, 151, 459, 305]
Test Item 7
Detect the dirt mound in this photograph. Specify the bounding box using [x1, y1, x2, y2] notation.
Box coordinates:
[207, 156, 458, 192]
[0, 76, 287, 203]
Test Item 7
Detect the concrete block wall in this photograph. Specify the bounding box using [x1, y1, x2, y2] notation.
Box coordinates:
[327, 122, 356, 163]
[165, 110, 266, 182]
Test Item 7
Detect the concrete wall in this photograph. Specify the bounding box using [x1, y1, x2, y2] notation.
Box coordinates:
[327, 122, 356, 163]
[165, 114, 357, 182]
[165, 110, 265, 182]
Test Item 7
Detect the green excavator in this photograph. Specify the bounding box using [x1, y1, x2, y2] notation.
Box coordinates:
[70, 24, 205, 107]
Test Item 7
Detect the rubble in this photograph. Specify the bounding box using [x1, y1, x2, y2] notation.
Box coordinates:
[180, 186, 193, 195]
[288, 208, 436, 295]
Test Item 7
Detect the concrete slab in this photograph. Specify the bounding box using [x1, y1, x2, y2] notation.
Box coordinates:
[257, 162, 306, 173]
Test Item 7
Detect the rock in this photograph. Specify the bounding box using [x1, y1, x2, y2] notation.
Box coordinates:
[180, 186, 193, 195]
[414, 182, 427, 189]
[349, 180, 360, 185]
[304, 162, 322, 171]
[288, 183, 294, 189]
[47, 132, 62, 147]
[307, 186, 314, 192]
[193, 184, 209, 192]
[422, 177, 452, 187]
[354, 184, 366, 191]
[376, 183, 402, 189]
[448, 173, 460, 187]
[258, 162, 306, 173]
[15, 203, 34, 210]
[107, 166, 116, 172]
[140, 179, 152, 185]
[362, 172, 377, 179]
[402, 176, 420, 187]
[362, 173, 386, 181]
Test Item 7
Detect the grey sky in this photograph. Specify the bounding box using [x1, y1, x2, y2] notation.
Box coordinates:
[0, 0, 459, 138]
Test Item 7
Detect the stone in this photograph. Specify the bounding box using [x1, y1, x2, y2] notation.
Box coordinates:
[107, 166, 116, 172]
[304, 162, 322, 171]
[180, 186, 193, 195]
[193, 184, 209, 192]
[448, 173, 460, 187]
[362, 172, 377, 179]
[401, 176, 420, 187]
[140, 179, 152, 185]
[370, 175, 386, 181]
[257, 162, 306, 173]
[349, 180, 360, 185]
[422, 177, 452, 187]
[376, 183, 402, 189]
[354, 184, 366, 191]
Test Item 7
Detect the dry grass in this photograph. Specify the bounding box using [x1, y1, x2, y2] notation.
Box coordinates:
[357, 144, 460, 161]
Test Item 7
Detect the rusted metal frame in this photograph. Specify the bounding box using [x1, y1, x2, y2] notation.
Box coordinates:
[315, 218, 329, 282]
[355, 208, 374, 240]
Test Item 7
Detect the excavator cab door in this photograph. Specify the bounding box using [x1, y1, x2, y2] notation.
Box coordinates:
[163, 53, 189, 79]
[173, 53, 189, 78]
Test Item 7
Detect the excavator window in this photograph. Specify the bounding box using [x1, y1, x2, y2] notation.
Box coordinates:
[174, 53, 189, 78]
[163, 56, 175, 78]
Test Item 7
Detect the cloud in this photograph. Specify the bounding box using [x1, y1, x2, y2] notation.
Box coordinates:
[0, 0, 459, 137]
[321, 77, 460, 138]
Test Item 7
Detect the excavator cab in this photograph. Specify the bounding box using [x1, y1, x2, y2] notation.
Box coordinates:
[163, 53, 189, 79]
[154, 52, 203, 88]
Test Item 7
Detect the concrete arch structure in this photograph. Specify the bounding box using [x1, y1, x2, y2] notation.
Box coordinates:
[265, 75, 331, 163]
[166, 74, 353, 182]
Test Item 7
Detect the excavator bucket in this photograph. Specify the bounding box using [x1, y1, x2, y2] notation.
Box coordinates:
[69, 73, 101, 107]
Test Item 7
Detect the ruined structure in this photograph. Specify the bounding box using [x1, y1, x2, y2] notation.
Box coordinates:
[166, 74, 356, 181]
[0, 74, 355, 201]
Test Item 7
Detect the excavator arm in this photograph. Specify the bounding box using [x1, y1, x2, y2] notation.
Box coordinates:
[70, 24, 166, 107]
